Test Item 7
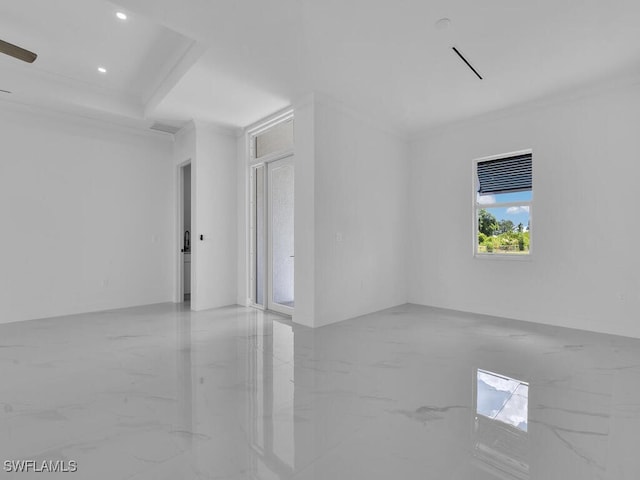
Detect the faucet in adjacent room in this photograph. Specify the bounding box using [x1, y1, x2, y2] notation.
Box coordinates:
[184, 230, 190, 252]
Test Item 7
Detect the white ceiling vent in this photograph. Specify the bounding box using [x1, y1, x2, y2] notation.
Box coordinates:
[150, 122, 181, 135]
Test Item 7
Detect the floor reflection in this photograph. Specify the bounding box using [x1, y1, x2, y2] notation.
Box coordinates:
[474, 369, 530, 479]
[247, 314, 295, 479]
[177, 316, 193, 446]
[477, 369, 528, 431]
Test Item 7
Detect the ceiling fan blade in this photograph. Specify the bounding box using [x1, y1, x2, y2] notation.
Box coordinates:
[0, 39, 37, 63]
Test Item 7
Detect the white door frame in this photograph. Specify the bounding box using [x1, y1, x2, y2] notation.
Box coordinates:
[177, 160, 192, 305]
[249, 163, 267, 310]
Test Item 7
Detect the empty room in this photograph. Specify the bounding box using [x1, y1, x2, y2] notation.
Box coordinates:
[1, 0, 639, 478]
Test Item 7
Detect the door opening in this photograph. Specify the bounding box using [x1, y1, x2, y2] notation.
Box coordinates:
[250, 156, 294, 316]
[181, 163, 191, 303]
[248, 114, 294, 316]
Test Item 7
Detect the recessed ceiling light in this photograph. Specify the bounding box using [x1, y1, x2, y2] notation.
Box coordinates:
[97, 66, 107, 74]
[435, 18, 451, 30]
[116, 11, 127, 20]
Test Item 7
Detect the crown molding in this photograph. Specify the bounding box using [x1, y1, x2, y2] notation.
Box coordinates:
[0, 96, 173, 142]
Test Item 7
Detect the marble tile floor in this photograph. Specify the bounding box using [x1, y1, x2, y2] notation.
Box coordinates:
[1, 302, 640, 479]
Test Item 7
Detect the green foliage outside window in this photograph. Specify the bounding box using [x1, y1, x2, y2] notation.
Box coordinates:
[477, 209, 530, 254]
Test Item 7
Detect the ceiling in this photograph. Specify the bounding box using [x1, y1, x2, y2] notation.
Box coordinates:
[2, 0, 640, 134]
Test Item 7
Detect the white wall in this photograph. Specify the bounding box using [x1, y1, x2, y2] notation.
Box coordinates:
[409, 84, 640, 338]
[183, 164, 191, 234]
[173, 123, 196, 167]
[236, 133, 249, 307]
[191, 123, 238, 311]
[312, 96, 409, 327]
[292, 95, 316, 327]
[0, 103, 175, 324]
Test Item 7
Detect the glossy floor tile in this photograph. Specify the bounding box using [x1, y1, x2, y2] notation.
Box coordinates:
[1, 303, 640, 479]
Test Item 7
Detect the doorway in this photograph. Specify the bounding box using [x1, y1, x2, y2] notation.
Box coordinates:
[251, 156, 294, 316]
[180, 163, 191, 303]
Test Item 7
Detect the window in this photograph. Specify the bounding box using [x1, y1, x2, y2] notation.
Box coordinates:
[474, 151, 532, 256]
[251, 117, 294, 161]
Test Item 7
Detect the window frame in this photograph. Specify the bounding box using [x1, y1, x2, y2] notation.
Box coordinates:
[472, 149, 533, 260]
[248, 111, 294, 166]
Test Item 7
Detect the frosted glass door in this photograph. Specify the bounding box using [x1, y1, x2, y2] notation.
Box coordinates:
[268, 157, 294, 313]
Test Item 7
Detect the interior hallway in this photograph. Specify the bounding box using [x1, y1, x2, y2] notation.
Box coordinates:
[1, 303, 639, 479]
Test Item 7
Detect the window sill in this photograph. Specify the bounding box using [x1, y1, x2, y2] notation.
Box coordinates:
[474, 253, 533, 262]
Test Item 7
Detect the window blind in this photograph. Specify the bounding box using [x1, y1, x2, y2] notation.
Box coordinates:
[477, 153, 532, 195]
